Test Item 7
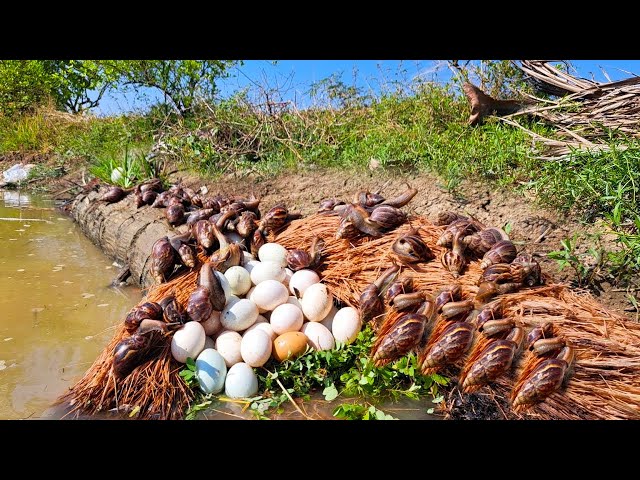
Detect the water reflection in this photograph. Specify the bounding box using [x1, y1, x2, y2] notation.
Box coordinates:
[0, 189, 141, 419]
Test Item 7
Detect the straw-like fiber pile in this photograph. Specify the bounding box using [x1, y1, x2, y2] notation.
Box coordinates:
[59, 264, 202, 420]
[273, 213, 485, 304]
[274, 213, 640, 420]
[60, 212, 640, 420]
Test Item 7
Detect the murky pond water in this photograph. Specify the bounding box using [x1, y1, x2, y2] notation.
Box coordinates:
[0, 190, 142, 419]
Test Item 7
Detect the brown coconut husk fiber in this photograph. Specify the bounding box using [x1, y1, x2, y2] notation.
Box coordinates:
[59, 264, 202, 420]
[61, 213, 640, 420]
[274, 214, 640, 420]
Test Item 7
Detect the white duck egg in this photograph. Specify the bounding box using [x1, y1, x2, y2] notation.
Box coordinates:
[200, 310, 222, 337]
[225, 295, 240, 308]
[287, 295, 302, 310]
[270, 303, 304, 335]
[250, 260, 286, 285]
[240, 329, 273, 367]
[215, 330, 243, 367]
[319, 304, 339, 332]
[283, 268, 294, 287]
[300, 283, 333, 322]
[332, 307, 362, 345]
[214, 271, 233, 302]
[171, 321, 206, 363]
[221, 298, 259, 331]
[224, 362, 259, 399]
[301, 322, 335, 351]
[251, 279, 289, 311]
[224, 266, 252, 296]
[196, 348, 227, 394]
[289, 269, 320, 297]
[247, 286, 268, 314]
[258, 242, 288, 267]
[244, 260, 261, 275]
[244, 317, 276, 341]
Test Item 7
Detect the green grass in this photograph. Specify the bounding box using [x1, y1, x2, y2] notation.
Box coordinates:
[0, 107, 155, 180]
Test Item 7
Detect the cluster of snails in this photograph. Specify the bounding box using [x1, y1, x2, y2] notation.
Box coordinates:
[115, 176, 301, 284]
[435, 212, 517, 278]
[113, 260, 234, 379]
[103, 177, 305, 379]
[318, 185, 418, 240]
[358, 210, 573, 411]
[113, 295, 186, 379]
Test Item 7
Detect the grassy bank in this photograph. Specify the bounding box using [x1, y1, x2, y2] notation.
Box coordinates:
[1, 81, 639, 293]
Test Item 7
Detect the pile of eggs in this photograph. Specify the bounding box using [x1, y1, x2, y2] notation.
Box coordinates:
[169, 242, 363, 399]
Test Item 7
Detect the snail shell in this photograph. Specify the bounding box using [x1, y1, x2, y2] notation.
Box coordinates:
[286, 249, 312, 271]
[512, 349, 574, 408]
[462, 228, 509, 257]
[384, 277, 414, 306]
[480, 240, 517, 270]
[236, 211, 258, 238]
[124, 301, 163, 333]
[369, 205, 406, 230]
[134, 190, 145, 209]
[259, 205, 288, 233]
[441, 250, 467, 277]
[392, 230, 435, 264]
[479, 263, 513, 284]
[435, 284, 463, 312]
[151, 191, 169, 208]
[420, 321, 474, 372]
[435, 211, 468, 226]
[250, 229, 266, 257]
[462, 334, 522, 391]
[161, 296, 188, 324]
[194, 220, 215, 250]
[177, 243, 196, 268]
[150, 236, 176, 284]
[113, 333, 153, 379]
[140, 178, 163, 193]
[186, 286, 214, 323]
[199, 263, 227, 311]
[359, 283, 384, 326]
[511, 254, 542, 287]
[318, 198, 345, 213]
[100, 186, 126, 204]
[437, 219, 483, 248]
[141, 190, 157, 206]
[166, 204, 185, 226]
[372, 313, 427, 366]
[186, 208, 216, 227]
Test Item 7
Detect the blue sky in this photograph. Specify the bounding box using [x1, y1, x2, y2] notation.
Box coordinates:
[94, 60, 640, 116]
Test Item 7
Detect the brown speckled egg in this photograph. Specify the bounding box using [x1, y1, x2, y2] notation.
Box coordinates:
[273, 331, 309, 362]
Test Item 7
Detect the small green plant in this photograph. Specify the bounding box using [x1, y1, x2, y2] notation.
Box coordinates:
[89, 145, 151, 188]
[180, 325, 448, 420]
[178, 357, 199, 388]
[333, 403, 397, 420]
[547, 234, 609, 289]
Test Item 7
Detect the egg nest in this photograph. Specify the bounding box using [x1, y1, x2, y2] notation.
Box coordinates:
[60, 214, 640, 420]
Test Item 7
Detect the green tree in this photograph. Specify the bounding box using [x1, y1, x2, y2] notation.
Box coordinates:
[45, 60, 118, 113]
[0, 61, 55, 116]
[0, 60, 116, 115]
[102, 60, 238, 118]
